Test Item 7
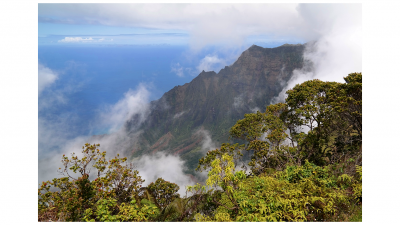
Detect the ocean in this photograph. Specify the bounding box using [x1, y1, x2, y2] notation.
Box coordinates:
[39, 45, 201, 136]
[38, 42, 291, 144]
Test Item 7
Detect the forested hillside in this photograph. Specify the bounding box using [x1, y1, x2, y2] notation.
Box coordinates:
[39, 73, 362, 222]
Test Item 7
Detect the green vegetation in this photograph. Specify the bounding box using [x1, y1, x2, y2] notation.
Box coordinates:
[38, 73, 362, 222]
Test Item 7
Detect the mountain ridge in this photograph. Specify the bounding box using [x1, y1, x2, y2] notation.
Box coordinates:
[125, 44, 306, 174]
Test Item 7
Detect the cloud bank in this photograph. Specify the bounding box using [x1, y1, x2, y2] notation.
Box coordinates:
[271, 4, 361, 104]
[39, 4, 358, 49]
[40, 4, 361, 86]
[196, 54, 226, 73]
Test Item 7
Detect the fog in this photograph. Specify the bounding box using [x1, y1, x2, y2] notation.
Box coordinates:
[272, 4, 362, 103]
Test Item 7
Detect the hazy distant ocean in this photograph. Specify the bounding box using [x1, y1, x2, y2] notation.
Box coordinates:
[38, 42, 291, 138]
[39, 45, 199, 136]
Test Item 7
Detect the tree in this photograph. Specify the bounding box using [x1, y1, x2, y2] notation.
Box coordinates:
[38, 143, 145, 221]
[327, 73, 362, 155]
[229, 103, 300, 174]
[147, 178, 180, 209]
[196, 142, 244, 173]
[283, 73, 362, 166]
[284, 79, 341, 165]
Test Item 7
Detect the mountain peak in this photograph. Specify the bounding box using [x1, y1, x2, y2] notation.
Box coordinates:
[278, 43, 303, 47]
[129, 44, 306, 174]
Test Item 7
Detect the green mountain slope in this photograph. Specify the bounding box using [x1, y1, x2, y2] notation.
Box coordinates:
[127, 44, 306, 174]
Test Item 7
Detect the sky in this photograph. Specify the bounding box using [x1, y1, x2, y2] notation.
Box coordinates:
[37, 3, 363, 85]
[38, 4, 312, 47]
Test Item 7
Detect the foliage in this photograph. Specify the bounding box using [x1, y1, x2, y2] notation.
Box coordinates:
[196, 155, 358, 222]
[352, 165, 362, 202]
[82, 198, 159, 222]
[228, 102, 308, 175]
[196, 142, 244, 172]
[38, 143, 144, 221]
[147, 178, 180, 209]
[327, 72, 362, 154]
[155, 184, 216, 222]
[284, 79, 342, 165]
[283, 74, 362, 166]
[230, 103, 298, 174]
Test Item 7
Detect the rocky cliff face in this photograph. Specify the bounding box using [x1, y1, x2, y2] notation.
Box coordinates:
[126, 44, 305, 174]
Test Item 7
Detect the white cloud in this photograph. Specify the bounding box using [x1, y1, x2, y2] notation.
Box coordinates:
[271, 4, 362, 104]
[58, 37, 112, 43]
[196, 129, 217, 152]
[136, 152, 195, 196]
[38, 61, 88, 112]
[39, 4, 360, 50]
[38, 63, 58, 95]
[99, 83, 150, 133]
[200, 131, 217, 152]
[171, 63, 199, 77]
[171, 63, 184, 77]
[197, 54, 225, 72]
[58, 37, 94, 43]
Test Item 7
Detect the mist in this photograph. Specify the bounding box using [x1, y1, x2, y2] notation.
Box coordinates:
[38, 63, 58, 96]
[196, 129, 218, 153]
[134, 152, 195, 196]
[38, 66, 152, 183]
[272, 4, 362, 103]
[38, 66, 200, 194]
[98, 84, 150, 133]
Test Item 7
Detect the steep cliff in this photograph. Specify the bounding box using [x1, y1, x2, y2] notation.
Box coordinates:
[127, 44, 305, 173]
